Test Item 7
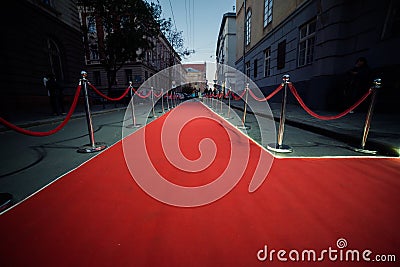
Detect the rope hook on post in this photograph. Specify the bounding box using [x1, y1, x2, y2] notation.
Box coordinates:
[267, 74, 293, 153]
[77, 71, 107, 153]
[237, 83, 251, 130]
[354, 78, 381, 154]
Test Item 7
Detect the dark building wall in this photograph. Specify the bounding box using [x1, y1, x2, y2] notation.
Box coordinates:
[236, 0, 400, 112]
[0, 0, 84, 115]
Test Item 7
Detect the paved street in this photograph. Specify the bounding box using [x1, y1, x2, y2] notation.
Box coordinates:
[0, 108, 126, 204]
[1, 95, 398, 209]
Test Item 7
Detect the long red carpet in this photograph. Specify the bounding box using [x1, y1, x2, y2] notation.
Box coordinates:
[0, 102, 399, 266]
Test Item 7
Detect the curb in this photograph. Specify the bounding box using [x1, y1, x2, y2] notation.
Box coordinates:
[230, 103, 398, 157]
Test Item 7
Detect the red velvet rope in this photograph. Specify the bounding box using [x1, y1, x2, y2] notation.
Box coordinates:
[288, 83, 372, 120]
[248, 84, 284, 101]
[153, 91, 163, 98]
[133, 88, 152, 99]
[0, 85, 82, 136]
[88, 83, 131, 101]
[230, 90, 246, 100]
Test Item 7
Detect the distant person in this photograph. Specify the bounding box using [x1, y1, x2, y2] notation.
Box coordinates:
[46, 74, 65, 115]
[344, 57, 371, 112]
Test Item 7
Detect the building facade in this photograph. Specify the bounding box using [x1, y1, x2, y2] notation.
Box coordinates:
[0, 0, 85, 116]
[78, 5, 182, 95]
[183, 63, 207, 92]
[216, 12, 237, 92]
[235, 0, 400, 111]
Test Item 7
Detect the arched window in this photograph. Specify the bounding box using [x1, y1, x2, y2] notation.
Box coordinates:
[47, 38, 64, 80]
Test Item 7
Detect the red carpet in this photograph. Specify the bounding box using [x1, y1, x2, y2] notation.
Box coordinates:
[0, 102, 399, 266]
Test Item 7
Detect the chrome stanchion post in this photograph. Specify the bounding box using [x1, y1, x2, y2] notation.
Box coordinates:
[237, 83, 251, 130]
[225, 87, 232, 119]
[127, 81, 141, 128]
[159, 88, 165, 113]
[354, 78, 381, 154]
[267, 74, 293, 153]
[174, 91, 178, 107]
[219, 82, 224, 114]
[170, 91, 174, 108]
[77, 71, 107, 153]
[172, 81, 177, 108]
[149, 86, 158, 119]
[166, 90, 170, 110]
[208, 89, 212, 107]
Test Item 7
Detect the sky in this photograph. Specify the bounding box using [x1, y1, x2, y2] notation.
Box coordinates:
[149, 0, 237, 64]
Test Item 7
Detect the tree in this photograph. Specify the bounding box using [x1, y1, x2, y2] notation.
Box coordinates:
[158, 18, 194, 93]
[160, 18, 194, 64]
[79, 0, 163, 93]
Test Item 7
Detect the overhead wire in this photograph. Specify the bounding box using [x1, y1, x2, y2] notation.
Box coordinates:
[185, 0, 191, 48]
[191, 0, 195, 50]
[167, 0, 178, 32]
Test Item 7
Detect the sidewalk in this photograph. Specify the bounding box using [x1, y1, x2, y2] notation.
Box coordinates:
[0, 102, 127, 133]
[230, 100, 400, 157]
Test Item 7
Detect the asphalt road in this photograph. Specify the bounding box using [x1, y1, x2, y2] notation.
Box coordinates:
[0, 98, 384, 208]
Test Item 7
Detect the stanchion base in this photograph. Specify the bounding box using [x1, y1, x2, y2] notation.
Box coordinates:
[237, 125, 251, 130]
[354, 147, 377, 155]
[77, 142, 107, 153]
[267, 143, 293, 153]
[0, 193, 13, 212]
[125, 124, 142, 128]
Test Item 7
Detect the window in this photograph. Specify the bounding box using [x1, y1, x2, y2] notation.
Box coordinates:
[245, 9, 252, 46]
[125, 69, 133, 84]
[47, 38, 63, 81]
[93, 71, 101, 85]
[277, 40, 286, 70]
[264, 0, 273, 27]
[87, 16, 97, 33]
[245, 61, 251, 77]
[88, 36, 99, 61]
[298, 19, 316, 66]
[134, 75, 142, 83]
[264, 47, 271, 77]
[254, 59, 258, 78]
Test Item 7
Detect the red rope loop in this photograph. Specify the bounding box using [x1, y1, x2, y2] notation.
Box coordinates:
[133, 88, 152, 99]
[230, 90, 246, 100]
[248, 84, 284, 101]
[288, 83, 372, 120]
[0, 85, 82, 136]
[153, 90, 163, 98]
[88, 83, 131, 101]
